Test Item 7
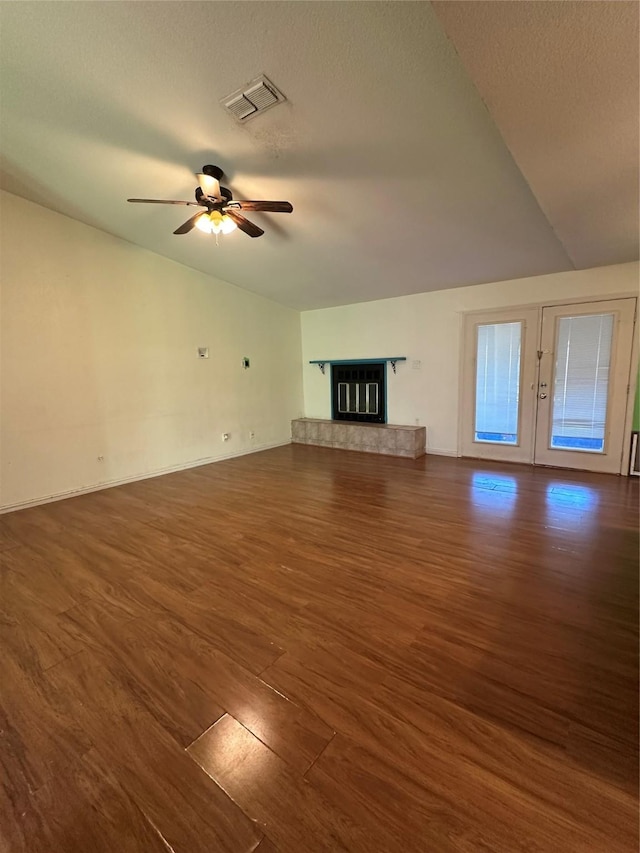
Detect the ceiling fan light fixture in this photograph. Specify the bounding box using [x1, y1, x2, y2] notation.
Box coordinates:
[220, 214, 237, 235]
[196, 213, 213, 234]
[195, 211, 237, 236]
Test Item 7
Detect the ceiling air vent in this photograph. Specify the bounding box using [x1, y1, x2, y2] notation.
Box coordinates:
[221, 75, 285, 123]
[226, 94, 258, 121]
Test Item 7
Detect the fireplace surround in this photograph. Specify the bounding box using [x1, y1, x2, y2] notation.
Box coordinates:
[301, 357, 426, 456]
[309, 357, 407, 427]
[331, 362, 386, 423]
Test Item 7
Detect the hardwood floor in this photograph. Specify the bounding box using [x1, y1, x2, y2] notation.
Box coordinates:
[1, 445, 637, 852]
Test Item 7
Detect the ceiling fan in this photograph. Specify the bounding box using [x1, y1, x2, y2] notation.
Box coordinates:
[127, 165, 293, 238]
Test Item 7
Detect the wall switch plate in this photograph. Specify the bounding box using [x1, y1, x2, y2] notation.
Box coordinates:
[242, 357, 250, 369]
[222, 433, 229, 441]
[198, 347, 209, 359]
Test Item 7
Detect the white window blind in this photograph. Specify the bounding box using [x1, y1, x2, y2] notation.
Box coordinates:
[474, 322, 521, 445]
[550, 313, 614, 453]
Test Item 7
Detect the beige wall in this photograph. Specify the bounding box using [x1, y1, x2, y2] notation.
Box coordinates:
[2, 188, 637, 511]
[0, 191, 303, 510]
[301, 263, 639, 455]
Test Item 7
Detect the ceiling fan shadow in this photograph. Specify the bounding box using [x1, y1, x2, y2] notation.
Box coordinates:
[249, 212, 292, 240]
[0, 155, 112, 231]
[229, 142, 429, 182]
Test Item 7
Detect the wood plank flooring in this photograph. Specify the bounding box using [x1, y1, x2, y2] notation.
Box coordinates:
[1, 445, 638, 852]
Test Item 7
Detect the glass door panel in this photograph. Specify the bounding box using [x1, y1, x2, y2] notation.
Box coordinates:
[474, 321, 521, 445]
[549, 313, 613, 453]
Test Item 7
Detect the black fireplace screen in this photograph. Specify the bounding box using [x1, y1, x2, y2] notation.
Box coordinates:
[331, 363, 386, 423]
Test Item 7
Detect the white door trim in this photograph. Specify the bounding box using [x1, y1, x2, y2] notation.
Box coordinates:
[458, 291, 637, 318]
[458, 295, 638, 474]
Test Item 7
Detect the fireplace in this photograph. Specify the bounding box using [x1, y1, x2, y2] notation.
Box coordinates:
[331, 362, 386, 423]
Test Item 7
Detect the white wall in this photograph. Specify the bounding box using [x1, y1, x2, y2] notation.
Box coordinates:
[0, 191, 303, 510]
[301, 263, 639, 455]
[2, 190, 637, 510]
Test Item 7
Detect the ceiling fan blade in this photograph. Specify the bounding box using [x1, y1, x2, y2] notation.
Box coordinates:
[225, 210, 264, 238]
[226, 200, 293, 213]
[197, 173, 221, 201]
[128, 198, 200, 206]
[173, 211, 208, 235]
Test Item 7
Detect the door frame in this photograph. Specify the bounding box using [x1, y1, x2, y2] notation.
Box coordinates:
[459, 307, 540, 463]
[457, 292, 638, 474]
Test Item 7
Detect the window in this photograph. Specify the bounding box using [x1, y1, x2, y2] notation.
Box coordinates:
[550, 313, 613, 453]
[474, 322, 522, 445]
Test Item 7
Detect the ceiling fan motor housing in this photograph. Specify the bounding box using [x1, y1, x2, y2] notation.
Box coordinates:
[195, 184, 233, 205]
[202, 164, 224, 181]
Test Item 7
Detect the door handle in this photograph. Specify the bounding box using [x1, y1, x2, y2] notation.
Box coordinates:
[539, 393, 547, 399]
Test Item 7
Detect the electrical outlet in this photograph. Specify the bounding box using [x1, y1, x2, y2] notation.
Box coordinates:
[249, 431, 255, 439]
[222, 433, 229, 441]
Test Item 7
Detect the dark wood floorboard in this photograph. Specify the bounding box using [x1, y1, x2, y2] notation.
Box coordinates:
[1, 445, 638, 851]
[44, 651, 261, 853]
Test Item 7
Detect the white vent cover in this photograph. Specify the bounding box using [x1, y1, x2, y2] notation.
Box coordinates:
[226, 94, 258, 121]
[222, 75, 285, 122]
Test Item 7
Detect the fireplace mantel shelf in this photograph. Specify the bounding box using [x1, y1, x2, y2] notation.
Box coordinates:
[309, 357, 407, 375]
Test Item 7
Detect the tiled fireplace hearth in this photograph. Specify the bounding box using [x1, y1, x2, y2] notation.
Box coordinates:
[292, 418, 426, 459]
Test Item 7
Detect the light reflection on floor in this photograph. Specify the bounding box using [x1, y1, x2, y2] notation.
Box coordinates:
[545, 483, 600, 512]
[470, 473, 518, 518]
[541, 482, 599, 540]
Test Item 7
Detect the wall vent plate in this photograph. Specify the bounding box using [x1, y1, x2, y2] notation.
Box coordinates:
[221, 75, 285, 123]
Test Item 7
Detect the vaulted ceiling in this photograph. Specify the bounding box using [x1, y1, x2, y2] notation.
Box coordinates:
[1, 1, 637, 310]
[433, 0, 640, 272]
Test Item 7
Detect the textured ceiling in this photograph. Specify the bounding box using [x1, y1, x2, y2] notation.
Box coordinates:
[0, 2, 634, 310]
[433, 0, 640, 271]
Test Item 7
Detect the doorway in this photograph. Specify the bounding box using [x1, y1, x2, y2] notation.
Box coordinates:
[461, 298, 637, 473]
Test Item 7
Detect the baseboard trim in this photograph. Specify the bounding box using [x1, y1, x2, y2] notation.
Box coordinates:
[0, 441, 291, 515]
[426, 448, 458, 457]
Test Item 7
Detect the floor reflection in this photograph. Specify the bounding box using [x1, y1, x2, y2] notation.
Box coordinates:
[545, 483, 600, 512]
[543, 482, 599, 540]
[471, 473, 518, 518]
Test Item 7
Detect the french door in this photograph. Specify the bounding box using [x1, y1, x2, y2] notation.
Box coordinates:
[461, 298, 637, 473]
[461, 307, 539, 464]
